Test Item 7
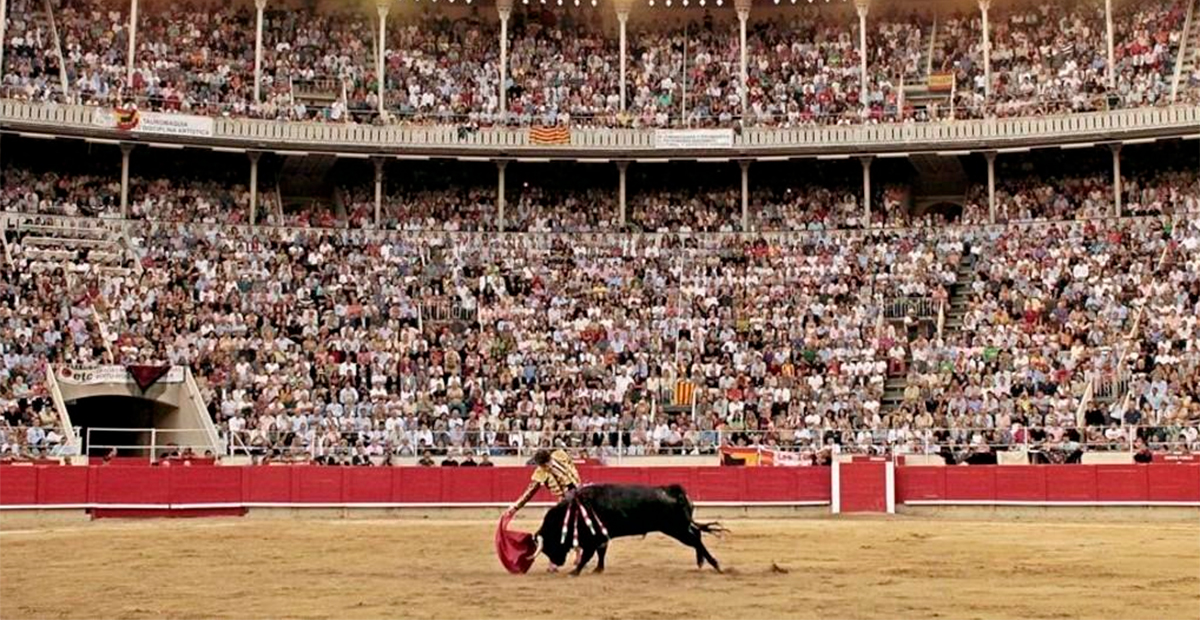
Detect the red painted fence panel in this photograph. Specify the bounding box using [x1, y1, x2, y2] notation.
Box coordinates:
[1096, 466, 1149, 502]
[993, 466, 1048, 501]
[243, 466, 292, 503]
[1147, 463, 1200, 502]
[168, 466, 243, 505]
[896, 466, 944, 501]
[0, 467, 38, 505]
[944, 467, 996, 500]
[1045, 466, 1098, 501]
[343, 467, 393, 503]
[37, 467, 89, 505]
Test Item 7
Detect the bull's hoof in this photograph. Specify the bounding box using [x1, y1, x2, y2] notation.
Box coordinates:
[593, 567, 605, 574]
[568, 570, 583, 577]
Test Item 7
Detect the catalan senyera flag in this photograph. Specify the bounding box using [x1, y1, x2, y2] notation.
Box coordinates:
[529, 125, 571, 145]
[673, 380, 697, 407]
[928, 72, 954, 93]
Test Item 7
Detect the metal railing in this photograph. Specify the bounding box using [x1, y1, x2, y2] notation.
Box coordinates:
[84, 427, 225, 464]
[9, 211, 1198, 253]
[216, 423, 1200, 464]
[884, 297, 941, 320]
[420, 299, 478, 323]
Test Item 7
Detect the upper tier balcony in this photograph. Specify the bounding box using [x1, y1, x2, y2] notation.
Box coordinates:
[2, 100, 1198, 159]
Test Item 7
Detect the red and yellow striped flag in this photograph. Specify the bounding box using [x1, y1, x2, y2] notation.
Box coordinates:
[529, 125, 571, 145]
[673, 380, 696, 407]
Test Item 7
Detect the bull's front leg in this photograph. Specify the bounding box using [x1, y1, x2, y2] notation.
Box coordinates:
[570, 545, 596, 576]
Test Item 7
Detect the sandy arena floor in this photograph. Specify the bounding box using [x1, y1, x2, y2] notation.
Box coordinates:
[1, 514, 1198, 620]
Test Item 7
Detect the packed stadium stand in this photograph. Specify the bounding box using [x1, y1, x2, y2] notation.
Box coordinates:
[0, 0, 1198, 468]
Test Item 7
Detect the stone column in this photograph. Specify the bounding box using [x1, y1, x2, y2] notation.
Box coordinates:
[860, 156, 872, 227]
[376, 0, 389, 119]
[127, 0, 139, 86]
[119, 144, 133, 219]
[497, 160, 508, 232]
[1105, 0, 1115, 89]
[254, 0, 267, 104]
[617, 161, 628, 226]
[985, 151, 997, 224]
[740, 160, 750, 231]
[374, 158, 385, 227]
[1111, 144, 1122, 217]
[855, 0, 869, 111]
[0, 0, 8, 83]
[980, 0, 992, 102]
[736, 0, 752, 118]
[619, 160, 628, 225]
[615, 0, 632, 113]
[249, 152, 261, 225]
[498, 0, 513, 119]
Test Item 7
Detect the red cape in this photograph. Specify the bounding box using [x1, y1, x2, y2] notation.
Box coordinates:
[495, 514, 538, 574]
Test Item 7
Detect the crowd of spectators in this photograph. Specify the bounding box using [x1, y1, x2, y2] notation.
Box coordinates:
[3, 200, 1199, 461]
[938, 0, 1194, 118]
[961, 167, 1200, 224]
[1, 166, 276, 224]
[3, 0, 1195, 127]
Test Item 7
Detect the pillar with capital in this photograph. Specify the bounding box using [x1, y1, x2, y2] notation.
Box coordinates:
[498, 0, 513, 119]
[376, 0, 390, 119]
[735, 0, 752, 119]
[979, 0, 992, 103]
[254, 0, 267, 104]
[614, 0, 633, 113]
[860, 156, 872, 228]
[119, 144, 134, 219]
[1110, 143, 1122, 217]
[855, 0, 869, 113]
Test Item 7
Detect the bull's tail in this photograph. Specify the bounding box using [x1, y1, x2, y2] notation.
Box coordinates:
[665, 485, 729, 538]
[663, 484, 694, 517]
[694, 521, 728, 537]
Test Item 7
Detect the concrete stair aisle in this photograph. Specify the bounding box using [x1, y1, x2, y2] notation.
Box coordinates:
[1173, 0, 1200, 102]
[941, 258, 976, 334]
[903, 14, 952, 112]
[878, 256, 976, 414]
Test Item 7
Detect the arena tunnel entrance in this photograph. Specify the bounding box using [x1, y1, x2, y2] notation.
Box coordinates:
[915, 200, 964, 222]
[67, 396, 185, 460]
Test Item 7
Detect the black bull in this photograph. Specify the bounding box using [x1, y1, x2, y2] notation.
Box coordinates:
[536, 484, 724, 575]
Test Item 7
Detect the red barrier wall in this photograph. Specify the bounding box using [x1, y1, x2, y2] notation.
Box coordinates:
[0, 465, 831, 508]
[3, 464, 1197, 510]
[895, 464, 1200, 504]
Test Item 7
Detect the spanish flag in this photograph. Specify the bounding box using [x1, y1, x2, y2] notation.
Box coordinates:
[529, 125, 570, 145]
